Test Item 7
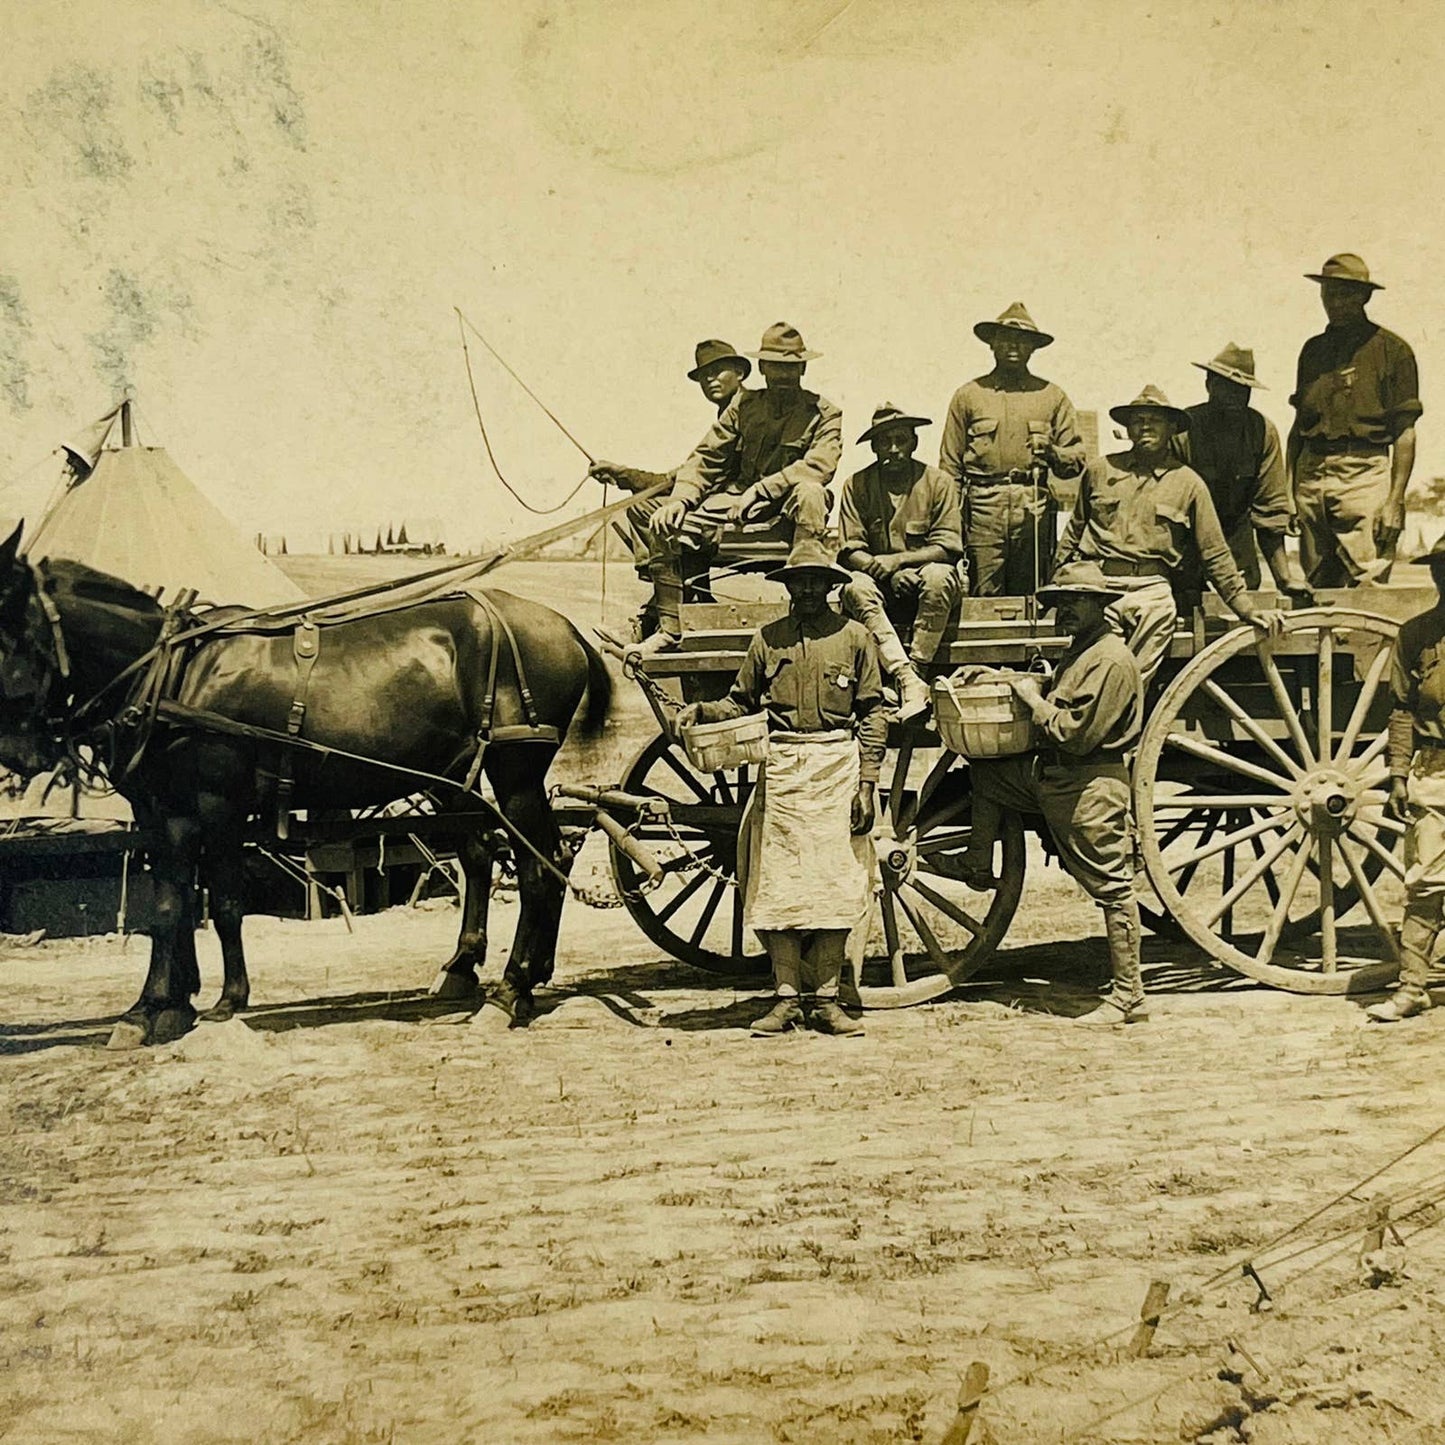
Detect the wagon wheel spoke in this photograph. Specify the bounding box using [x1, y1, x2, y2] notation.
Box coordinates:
[1164, 730, 1295, 794]
[731, 882, 745, 959]
[1346, 821, 1407, 881]
[1256, 836, 1315, 963]
[1260, 650, 1317, 767]
[1164, 810, 1292, 874]
[889, 741, 915, 833]
[1154, 793, 1296, 810]
[1316, 626, 1334, 761]
[1334, 642, 1392, 764]
[906, 876, 985, 935]
[1248, 826, 1285, 909]
[892, 886, 951, 972]
[711, 771, 735, 806]
[689, 877, 728, 948]
[879, 885, 907, 989]
[1202, 821, 1302, 928]
[914, 825, 975, 858]
[655, 868, 710, 925]
[1337, 833, 1400, 959]
[1356, 806, 1407, 837]
[1318, 833, 1337, 972]
[658, 748, 714, 802]
[1173, 810, 1222, 897]
[1199, 678, 1306, 780]
[1351, 730, 1390, 775]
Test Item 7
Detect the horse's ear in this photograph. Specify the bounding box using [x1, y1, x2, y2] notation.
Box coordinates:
[0, 520, 22, 575]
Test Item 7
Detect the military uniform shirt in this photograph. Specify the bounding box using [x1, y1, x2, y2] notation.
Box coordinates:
[838, 460, 963, 559]
[938, 373, 1087, 483]
[1176, 403, 1291, 536]
[1038, 625, 1144, 762]
[671, 387, 842, 508]
[703, 612, 888, 781]
[1057, 450, 1250, 605]
[1291, 321, 1422, 446]
[1391, 610, 1445, 743]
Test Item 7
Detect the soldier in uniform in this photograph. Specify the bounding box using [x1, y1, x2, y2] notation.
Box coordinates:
[1370, 540, 1445, 1022]
[678, 537, 886, 1038]
[1056, 385, 1285, 687]
[958, 561, 1148, 1024]
[1288, 253, 1422, 588]
[1175, 342, 1311, 601]
[838, 403, 963, 720]
[939, 303, 1087, 596]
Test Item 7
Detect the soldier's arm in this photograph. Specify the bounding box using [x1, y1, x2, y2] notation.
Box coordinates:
[1046, 391, 1087, 478]
[1032, 654, 1136, 756]
[1053, 461, 1093, 566]
[937, 388, 969, 485]
[670, 396, 744, 508]
[691, 633, 766, 723]
[853, 634, 888, 784]
[1251, 420, 1308, 595]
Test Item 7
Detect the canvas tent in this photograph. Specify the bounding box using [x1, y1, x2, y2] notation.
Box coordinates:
[22, 402, 303, 609]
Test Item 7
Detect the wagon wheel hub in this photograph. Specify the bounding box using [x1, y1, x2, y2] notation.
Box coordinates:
[1291, 767, 1360, 836]
[878, 835, 916, 885]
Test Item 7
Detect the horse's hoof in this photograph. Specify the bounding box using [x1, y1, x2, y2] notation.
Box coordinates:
[199, 998, 244, 1023]
[429, 969, 480, 1000]
[152, 1006, 197, 1046]
[105, 1019, 149, 1051]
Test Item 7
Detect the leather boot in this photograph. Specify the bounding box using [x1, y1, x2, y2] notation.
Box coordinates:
[810, 999, 864, 1036]
[1367, 903, 1437, 1023]
[873, 624, 930, 721]
[751, 997, 804, 1036]
[1077, 898, 1148, 1024]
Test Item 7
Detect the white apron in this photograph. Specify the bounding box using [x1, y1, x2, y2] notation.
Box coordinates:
[739, 731, 874, 932]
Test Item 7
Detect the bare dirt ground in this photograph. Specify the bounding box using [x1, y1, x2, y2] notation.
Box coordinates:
[3, 840, 1445, 1445]
[3, 561, 1445, 1443]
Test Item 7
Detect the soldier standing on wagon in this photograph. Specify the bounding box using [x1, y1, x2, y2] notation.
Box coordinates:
[939, 303, 1087, 596]
[958, 561, 1148, 1024]
[1174, 343, 1312, 601]
[588, 339, 752, 636]
[838, 404, 963, 721]
[1055, 385, 1284, 687]
[1288, 253, 1422, 588]
[678, 538, 886, 1037]
[1369, 540, 1445, 1022]
[627, 323, 842, 660]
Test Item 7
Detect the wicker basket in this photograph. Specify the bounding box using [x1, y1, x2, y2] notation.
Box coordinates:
[680, 712, 770, 772]
[933, 675, 1035, 759]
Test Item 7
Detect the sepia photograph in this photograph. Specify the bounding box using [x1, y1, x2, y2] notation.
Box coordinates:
[2, 1, 1444, 1440]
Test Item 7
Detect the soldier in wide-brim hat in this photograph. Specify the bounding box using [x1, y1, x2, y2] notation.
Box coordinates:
[677, 533, 885, 1039]
[1057, 385, 1285, 688]
[1289, 252, 1421, 589]
[1176, 346, 1312, 602]
[939, 303, 1085, 598]
[960, 556, 1148, 1025]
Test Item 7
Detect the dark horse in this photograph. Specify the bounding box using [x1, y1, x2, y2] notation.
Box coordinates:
[0, 523, 611, 1047]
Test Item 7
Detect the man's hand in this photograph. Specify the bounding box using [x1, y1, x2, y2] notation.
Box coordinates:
[850, 781, 876, 836]
[588, 460, 625, 487]
[1387, 775, 1410, 824]
[1279, 572, 1314, 605]
[717, 488, 761, 526]
[1240, 606, 1287, 639]
[649, 498, 689, 540]
[872, 553, 904, 581]
[1375, 497, 1406, 553]
[1006, 673, 1045, 709]
[675, 702, 701, 731]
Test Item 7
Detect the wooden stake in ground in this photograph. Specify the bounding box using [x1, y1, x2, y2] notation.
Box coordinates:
[941, 1361, 989, 1445]
[1126, 1280, 1170, 1358]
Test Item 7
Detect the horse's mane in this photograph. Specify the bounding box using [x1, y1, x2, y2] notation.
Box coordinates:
[40, 559, 165, 618]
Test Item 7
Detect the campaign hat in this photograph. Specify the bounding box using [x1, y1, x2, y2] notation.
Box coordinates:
[1036, 560, 1126, 606]
[1108, 384, 1191, 431]
[857, 402, 932, 444]
[747, 322, 821, 363]
[773, 535, 851, 586]
[974, 302, 1054, 349]
[687, 338, 751, 381]
[1194, 342, 1264, 389]
[1304, 253, 1383, 290]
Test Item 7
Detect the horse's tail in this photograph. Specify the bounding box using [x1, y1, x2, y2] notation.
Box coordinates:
[574, 627, 613, 738]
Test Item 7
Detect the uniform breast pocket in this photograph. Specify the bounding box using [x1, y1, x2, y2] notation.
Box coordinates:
[1153, 501, 1190, 539]
[822, 669, 856, 713]
[966, 418, 1000, 464]
[903, 523, 931, 549]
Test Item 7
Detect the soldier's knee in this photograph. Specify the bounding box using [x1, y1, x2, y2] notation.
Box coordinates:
[784, 480, 831, 529]
[917, 562, 960, 599]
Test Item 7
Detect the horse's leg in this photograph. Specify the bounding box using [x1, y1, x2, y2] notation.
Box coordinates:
[199, 821, 250, 1022]
[430, 835, 493, 999]
[478, 746, 566, 1028]
[109, 813, 202, 1049]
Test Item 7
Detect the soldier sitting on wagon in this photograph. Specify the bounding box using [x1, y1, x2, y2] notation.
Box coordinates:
[588, 338, 752, 637]
[838, 404, 963, 721]
[1055, 385, 1285, 688]
[958, 561, 1147, 1025]
[626, 323, 842, 660]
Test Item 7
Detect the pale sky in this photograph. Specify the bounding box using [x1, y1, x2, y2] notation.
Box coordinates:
[2, 0, 1442, 549]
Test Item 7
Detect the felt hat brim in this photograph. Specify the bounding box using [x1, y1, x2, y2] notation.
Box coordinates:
[774, 562, 852, 585]
[1036, 581, 1125, 605]
[747, 348, 821, 362]
[1304, 272, 1383, 291]
[1193, 359, 1264, 389]
[858, 414, 932, 443]
[1109, 403, 1191, 430]
[687, 353, 750, 380]
[974, 321, 1053, 348]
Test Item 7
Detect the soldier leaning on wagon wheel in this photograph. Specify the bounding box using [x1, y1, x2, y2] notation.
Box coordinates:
[938, 303, 1087, 597]
[677, 538, 887, 1038]
[1371, 540, 1445, 1023]
[1055, 385, 1285, 688]
[1288, 253, 1422, 588]
[588, 338, 752, 638]
[837, 403, 963, 721]
[626, 322, 842, 661]
[1172, 342, 1312, 604]
[958, 561, 1148, 1025]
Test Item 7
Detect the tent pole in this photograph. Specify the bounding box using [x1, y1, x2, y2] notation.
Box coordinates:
[120, 398, 134, 447]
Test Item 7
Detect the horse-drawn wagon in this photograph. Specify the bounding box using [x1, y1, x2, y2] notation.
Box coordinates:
[582, 544, 1420, 1007]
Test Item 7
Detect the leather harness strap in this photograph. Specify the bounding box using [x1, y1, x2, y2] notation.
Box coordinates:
[275, 621, 321, 840]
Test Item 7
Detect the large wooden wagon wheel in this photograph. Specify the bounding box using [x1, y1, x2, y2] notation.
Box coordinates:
[609, 731, 1025, 1005]
[1135, 609, 1402, 994]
